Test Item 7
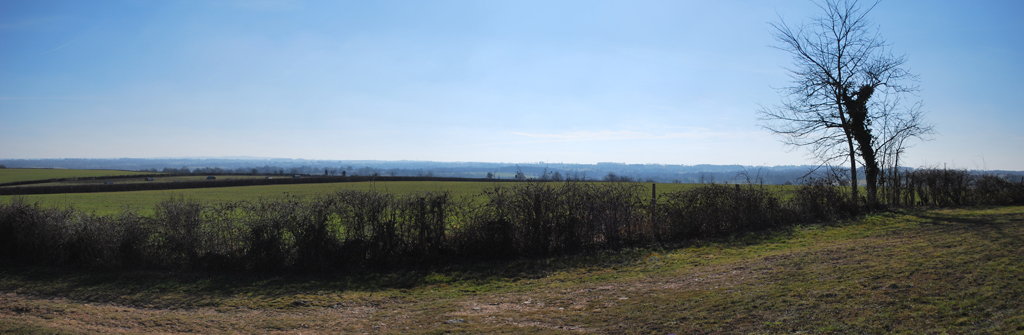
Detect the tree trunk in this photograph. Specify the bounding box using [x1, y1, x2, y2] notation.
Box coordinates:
[847, 137, 859, 208]
[844, 85, 879, 207]
[837, 87, 859, 210]
[861, 145, 879, 207]
[891, 153, 900, 207]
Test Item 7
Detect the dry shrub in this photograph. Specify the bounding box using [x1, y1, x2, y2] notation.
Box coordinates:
[237, 198, 298, 271]
[787, 178, 854, 222]
[662, 184, 789, 239]
[908, 169, 973, 207]
[903, 169, 1024, 207]
[0, 198, 156, 269]
[970, 174, 1024, 206]
[152, 196, 206, 269]
[456, 181, 647, 260]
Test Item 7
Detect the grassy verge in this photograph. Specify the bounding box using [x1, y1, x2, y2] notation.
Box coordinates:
[2, 206, 1021, 334]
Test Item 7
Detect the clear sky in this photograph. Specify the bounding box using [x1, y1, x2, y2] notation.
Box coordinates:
[2, 0, 1022, 170]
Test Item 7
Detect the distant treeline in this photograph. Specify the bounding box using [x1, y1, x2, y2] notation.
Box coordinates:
[6, 158, 1023, 185]
[142, 164, 816, 184]
[1, 168, 1022, 273]
[1, 158, 917, 184]
[138, 164, 1024, 187]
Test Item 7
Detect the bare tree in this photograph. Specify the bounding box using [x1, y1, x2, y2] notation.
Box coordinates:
[759, 0, 926, 207]
[875, 95, 933, 206]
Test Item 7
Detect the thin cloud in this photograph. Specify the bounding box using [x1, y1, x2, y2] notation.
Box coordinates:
[42, 38, 78, 54]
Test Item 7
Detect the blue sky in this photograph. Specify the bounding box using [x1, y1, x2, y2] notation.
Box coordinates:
[2, 0, 1022, 170]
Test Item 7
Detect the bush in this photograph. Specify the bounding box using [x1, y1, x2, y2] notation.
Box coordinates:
[787, 178, 854, 222]
[457, 181, 646, 259]
[662, 184, 789, 239]
[0, 198, 157, 269]
[903, 169, 1024, 207]
[972, 174, 1024, 206]
[153, 196, 205, 269]
[908, 169, 972, 207]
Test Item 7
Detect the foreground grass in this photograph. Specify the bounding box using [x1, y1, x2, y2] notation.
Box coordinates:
[2, 206, 1021, 334]
[0, 169, 154, 185]
[0, 181, 711, 216]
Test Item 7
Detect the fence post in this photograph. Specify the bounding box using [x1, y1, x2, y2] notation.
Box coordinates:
[652, 183, 657, 203]
[418, 197, 426, 250]
[651, 183, 657, 213]
[651, 183, 658, 238]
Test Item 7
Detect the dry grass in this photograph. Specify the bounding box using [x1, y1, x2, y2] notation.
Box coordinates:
[2, 206, 1023, 334]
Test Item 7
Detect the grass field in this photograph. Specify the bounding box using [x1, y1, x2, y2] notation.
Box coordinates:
[1, 206, 1020, 333]
[0, 174, 273, 187]
[0, 181, 715, 216]
[0, 168, 155, 185]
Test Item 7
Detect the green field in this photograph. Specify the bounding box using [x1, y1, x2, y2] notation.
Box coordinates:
[0, 168, 155, 185]
[0, 168, 798, 215]
[2, 206, 1021, 333]
[3, 174, 269, 187]
[1, 181, 714, 216]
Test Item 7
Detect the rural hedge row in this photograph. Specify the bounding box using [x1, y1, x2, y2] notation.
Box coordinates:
[1, 169, 1021, 272]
